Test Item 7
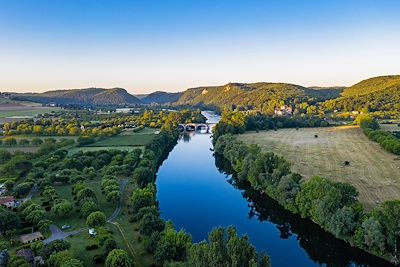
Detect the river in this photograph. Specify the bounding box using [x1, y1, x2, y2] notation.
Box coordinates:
[156, 111, 391, 267]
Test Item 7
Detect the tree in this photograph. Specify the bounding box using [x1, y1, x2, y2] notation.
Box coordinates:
[132, 167, 153, 188]
[106, 191, 121, 203]
[61, 258, 84, 267]
[31, 137, 43, 145]
[19, 139, 30, 146]
[39, 240, 71, 259]
[155, 227, 191, 263]
[81, 201, 99, 217]
[105, 249, 132, 267]
[77, 188, 97, 203]
[0, 149, 11, 164]
[7, 255, 29, 267]
[86, 211, 106, 228]
[139, 213, 165, 236]
[103, 238, 118, 255]
[3, 137, 17, 146]
[48, 251, 74, 267]
[51, 199, 73, 217]
[13, 182, 32, 198]
[0, 208, 21, 233]
[130, 186, 156, 213]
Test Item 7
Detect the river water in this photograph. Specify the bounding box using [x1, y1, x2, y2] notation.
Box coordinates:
[156, 111, 391, 267]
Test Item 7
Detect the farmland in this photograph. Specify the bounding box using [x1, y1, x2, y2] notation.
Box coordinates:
[66, 127, 158, 154]
[0, 98, 59, 123]
[237, 126, 400, 209]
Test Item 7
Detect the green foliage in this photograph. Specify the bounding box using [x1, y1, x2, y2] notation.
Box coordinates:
[363, 127, 400, 155]
[354, 114, 379, 129]
[0, 208, 21, 233]
[187, 227, 270, 267]
[39, 240, 71, 259]
[130, 185, 156, 213]
[61, 258, 84, 267]
[139, 213, 165, 236]
[48, 250, 75, 267]
[81, 201, 99, 217]
[51, 199, 73, 217]
[7, 255, 30, 267]
[176, 82, 333, 114]
[0, 149, 11, 164]
[86, 211, 106, 228]
[105, 249, 133, 267]
[155, 226, 192, 263]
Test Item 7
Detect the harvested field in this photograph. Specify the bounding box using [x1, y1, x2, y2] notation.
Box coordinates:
[238, 126, 400, 209]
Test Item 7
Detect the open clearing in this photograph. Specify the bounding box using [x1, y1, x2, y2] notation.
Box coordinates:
[238, 126, 400, 209]
[86, 128, 158, 147]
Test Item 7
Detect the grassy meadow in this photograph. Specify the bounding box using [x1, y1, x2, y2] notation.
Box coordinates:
[238, 126, 400, 209]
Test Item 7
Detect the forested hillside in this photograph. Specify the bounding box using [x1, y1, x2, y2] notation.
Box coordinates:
[11, 88, 142, 106]
[140, 91, 182, 104]
[323, 76, 400, 114]
[175, 82, 340, 113]
[341, 75, 400, 97]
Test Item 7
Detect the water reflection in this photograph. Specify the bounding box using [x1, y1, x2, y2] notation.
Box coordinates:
[214, 155, 393, 267]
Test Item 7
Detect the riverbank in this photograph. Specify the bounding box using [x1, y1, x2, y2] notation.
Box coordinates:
[214, 133, 397, 265]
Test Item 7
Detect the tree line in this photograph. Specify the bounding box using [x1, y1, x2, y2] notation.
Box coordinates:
[214, 134, 400, 264]
[355, 114, 400, 156]
[212, 111, 330, 142]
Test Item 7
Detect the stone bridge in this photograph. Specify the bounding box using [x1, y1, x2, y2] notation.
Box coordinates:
[178, 123, 216, 133]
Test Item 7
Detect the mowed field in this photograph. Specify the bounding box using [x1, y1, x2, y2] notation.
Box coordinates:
[0, 98, 59, 123]
[238, 126, 400, 209]
[69, 128, 159, 154]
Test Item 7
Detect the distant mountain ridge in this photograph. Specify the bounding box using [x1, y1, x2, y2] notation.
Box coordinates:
[12, 87, 142, 106]
[139, 91, 182, 104]
[8, 75, 399, 110]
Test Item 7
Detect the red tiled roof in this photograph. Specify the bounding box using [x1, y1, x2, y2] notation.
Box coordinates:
[0, 196, 14, 204]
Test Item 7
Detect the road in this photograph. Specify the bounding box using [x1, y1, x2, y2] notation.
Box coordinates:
[44, 178, 128, 244]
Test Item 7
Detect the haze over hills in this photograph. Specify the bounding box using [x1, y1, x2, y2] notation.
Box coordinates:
[139, 91, 183, 104]
[7, 75, 400, 111]
[11, 87, 142, 106]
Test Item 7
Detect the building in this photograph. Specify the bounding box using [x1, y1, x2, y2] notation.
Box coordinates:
[0, 196, 15, 208]
[274, 105, 293, 116]
[19, 232, 44, 244]
[116, 108, 132, 113]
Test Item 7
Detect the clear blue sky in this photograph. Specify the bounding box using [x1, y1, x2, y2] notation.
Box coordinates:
[1, 0, 399, 93]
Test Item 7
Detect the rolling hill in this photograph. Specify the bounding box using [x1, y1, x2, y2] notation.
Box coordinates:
[11, 88, 142, 106]
[140, 91, 182, 104]
[341, 75, 400, 97]
[323, 75, 400, 112]
[175, 82, 341, 113]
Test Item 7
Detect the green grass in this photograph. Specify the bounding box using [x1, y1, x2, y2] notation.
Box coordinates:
[86, 135, 155, 147]
[31, 180, 115, 231]
[0, 108, 60, 118]
[86, 128, 158, 148]
[0, 135, 78, 141]
[68, 146, 144, 155]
